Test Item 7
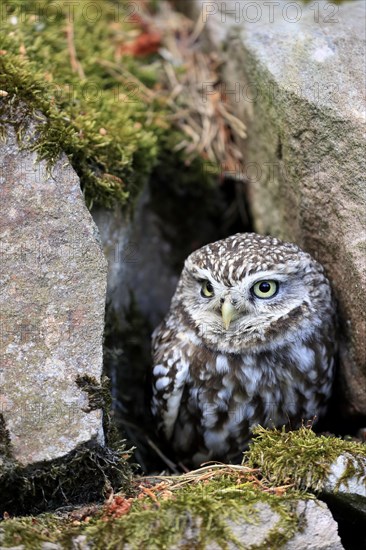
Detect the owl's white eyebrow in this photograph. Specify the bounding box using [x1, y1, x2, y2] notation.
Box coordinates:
[189, 267, 216, 282]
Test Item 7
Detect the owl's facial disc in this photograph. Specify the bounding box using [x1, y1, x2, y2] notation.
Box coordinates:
[184, 262, 310, 350]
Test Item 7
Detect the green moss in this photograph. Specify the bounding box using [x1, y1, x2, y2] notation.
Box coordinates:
[76, 374, 110, 412]
[245, 425, 366, 492]
[85, 480, 304, 550]
[0, 440, 133, 517]
[75, 374, 116, 448]
[0, 0, 171, 210]
[0, 473, 308, 549]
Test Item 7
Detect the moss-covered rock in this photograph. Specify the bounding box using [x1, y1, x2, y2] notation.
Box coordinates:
[0, 465, 340, 550]
[4, 427, 365, 548]
[246, 426, 366, 493]
[246, 427, 366, 549]
[0, 0, 170, 210]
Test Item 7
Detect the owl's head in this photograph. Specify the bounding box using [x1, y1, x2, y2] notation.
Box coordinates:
[173, 233, 334, 354]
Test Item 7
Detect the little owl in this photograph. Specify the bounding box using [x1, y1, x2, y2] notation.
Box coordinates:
[151, 233, 335, 466]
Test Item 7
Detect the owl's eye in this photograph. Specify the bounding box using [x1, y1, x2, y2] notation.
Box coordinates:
[201, 280, 214, 298]
[252, 280, 278, 299]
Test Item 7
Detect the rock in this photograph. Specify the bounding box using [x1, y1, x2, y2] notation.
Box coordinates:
[243, 427, 365, 548]
[320, 452, 366, 548]
[286, 500, 343, 550]
[324, 453, 366, 497]
[92, 188, 178, 330]
[70, 536, 91, 550]
[0, 103, 107, 467]
[0, 489, 344, 549]
[179, 499, 343, 550]
[184, 0, 366, 418]
[91, 189, 178, 466]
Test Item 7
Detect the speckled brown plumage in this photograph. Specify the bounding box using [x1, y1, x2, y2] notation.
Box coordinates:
[151, 233, 336, 466]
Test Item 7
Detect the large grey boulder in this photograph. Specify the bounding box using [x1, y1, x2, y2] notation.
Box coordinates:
[185, 0, 366, 417]
[0, 105, 107, 466]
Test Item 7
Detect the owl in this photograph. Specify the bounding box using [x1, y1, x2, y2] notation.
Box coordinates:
[151, 233, 336, 467]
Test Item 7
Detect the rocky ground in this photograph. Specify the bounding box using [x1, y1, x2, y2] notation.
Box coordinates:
[1, 428, 365, 549]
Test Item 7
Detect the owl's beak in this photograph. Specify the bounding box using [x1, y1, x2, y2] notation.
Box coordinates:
[221, 298, 236, 330]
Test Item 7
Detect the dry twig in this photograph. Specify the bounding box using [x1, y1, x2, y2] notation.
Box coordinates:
[65, 19, 85, 79]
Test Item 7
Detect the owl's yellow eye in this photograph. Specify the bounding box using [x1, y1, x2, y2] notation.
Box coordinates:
[201, 280, 214, 298]
[252, 280, 278, 299]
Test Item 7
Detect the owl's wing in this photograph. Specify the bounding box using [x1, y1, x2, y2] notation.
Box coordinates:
[151, 320, 190, 441]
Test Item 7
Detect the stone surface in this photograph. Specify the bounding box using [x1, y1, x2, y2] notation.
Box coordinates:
[92, 187, 178, 329]
[187, 0, 366, 417]
[0, 106, 107, 465]
[324, 453, 366, 497]
[179, 500, 343, 550]
[286, 500, 343, 550]
[321, 453, 366, 550]
[92, 189, 179, 462]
